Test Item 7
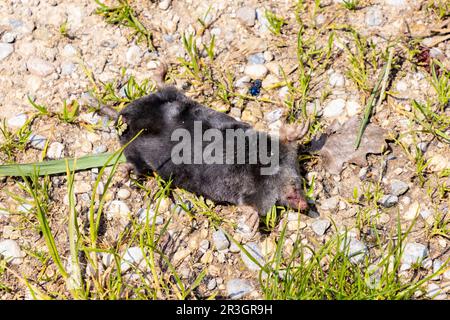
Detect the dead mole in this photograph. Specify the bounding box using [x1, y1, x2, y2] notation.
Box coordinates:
[101, 63, 310, 237]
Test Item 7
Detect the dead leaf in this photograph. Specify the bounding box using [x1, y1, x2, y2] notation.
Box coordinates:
[317, 116, 388, 175]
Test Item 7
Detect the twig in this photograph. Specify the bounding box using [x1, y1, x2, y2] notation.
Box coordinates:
[354, 47, 394, 150]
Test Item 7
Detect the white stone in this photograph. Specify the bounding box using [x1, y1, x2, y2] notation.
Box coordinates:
[158, 0, 171, 10]
[244, 64, 268, 80]
[385, 0, 407, 7]
[126, 45, 143, 65]
[236, 7, 256, 26]
[28, 134, 47, 150]
[241, 242, 264, 271]
[323, 99, 346, 118]
[403, 201, 420, 220]
[74, 181, 92, 194]
[26, 57, 55, 77]
[234, 76, 251, 88]
[137, 207, 163, 225]
[0, 239, 25, 265]
[0, 43, 14, 61]
[346, 100, 361, 117]
[329, 72, 345, 87]
[107, 200, 131, 221]
[120, 247, 144, 272]
[365, 7, 384, 27]
[46, 142, 64, 159]
[117, 188, 131, 200]
[226, 279, 253, 299]
[7, 113, 28, 129]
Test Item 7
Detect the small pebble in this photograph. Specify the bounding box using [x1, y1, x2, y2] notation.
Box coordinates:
[311, 219, 331, 236]
[379, 195, 398, 208]
[365, 7, 384, 27]
[236, 7, 256, 26]
[212, 229, 230, 251]
[94, 145, 108, 154]
[46, 142, 64, 159]
[26, 57, 55, 77]
[207, 278, 217, 290]
[137, 207, 163, 225]
[401, 242, 428, 265]
[117, 188, 131, 200]
[0, 239, 25, 265]
[320, 196, 339, 211]
[126, 45, 143, 65]
[247, 53, 265, 65]
[323, 99, 346, 118]
[0, 43, 14, 61]
[7, 113, 28, 129]
[107, 200, 131, 221]
[390, 179, 409, 196]
[28, 134, 47, 150]
[340, 238, 368, 264]
[121, 247, 144, 272]
[226, 279, 253, 299]
[241, 242, 264, 271]
[158, 0, 171, 10]
[244, 64, 268, 80]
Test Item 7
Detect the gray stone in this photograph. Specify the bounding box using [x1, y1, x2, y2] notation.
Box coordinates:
[46, 142, 64, 159]
[401, 242, 428, 265]
[265, 108, 283, 123]
[236, 7, 256, 26]
[241, 242, 265, 271]
[212, 229, 230, 251]
[28, 134, 47, 150]
[0, 43, 14, 61]
[379, 195, 398, 208]
[390, 179, 409, 196]
[311, 219, 331, 236]
[365, 7, 384, 27]
[120, 247, 144, 272]
[0, 239, 25, 265]
[323, 99, 346, 118]
[226, 279, 253, 299]
[247, 53, 265, 65]
[340, 238, 368, 264]
[7, 113, 28, 129]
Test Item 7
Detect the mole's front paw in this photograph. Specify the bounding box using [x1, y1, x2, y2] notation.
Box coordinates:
[235, 206, 260, 242]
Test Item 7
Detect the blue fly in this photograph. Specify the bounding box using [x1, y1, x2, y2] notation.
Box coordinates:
[248, 79, 262, 96]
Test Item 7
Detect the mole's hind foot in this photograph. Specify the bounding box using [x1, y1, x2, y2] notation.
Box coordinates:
[235, 205, 260, 242]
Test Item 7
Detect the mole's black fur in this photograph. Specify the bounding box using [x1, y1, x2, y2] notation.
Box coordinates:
[115, 86, 309, 216]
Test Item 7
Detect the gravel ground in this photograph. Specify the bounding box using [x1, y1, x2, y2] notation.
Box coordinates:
[0, 0, 449, 299]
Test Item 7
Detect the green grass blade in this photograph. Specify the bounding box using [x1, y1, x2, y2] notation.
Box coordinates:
[0, 152, 126, 177]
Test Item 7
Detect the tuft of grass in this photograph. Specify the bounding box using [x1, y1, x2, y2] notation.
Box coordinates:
[0, 117, 33, 162]
[265, 10, 286, 35]
[411, 99, 450, 143]
[94, 0, 154, 51]
[341, 0, 360, 11]
[429, 60, 450, 107]
[260, 220, 446, 299]
[59, 100, 79, 124]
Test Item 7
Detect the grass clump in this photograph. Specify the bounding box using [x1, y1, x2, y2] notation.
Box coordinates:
[94, 0, 154, 51]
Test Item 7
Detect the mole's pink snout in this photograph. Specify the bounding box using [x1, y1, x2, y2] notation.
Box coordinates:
[285, 186, 309, 211]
